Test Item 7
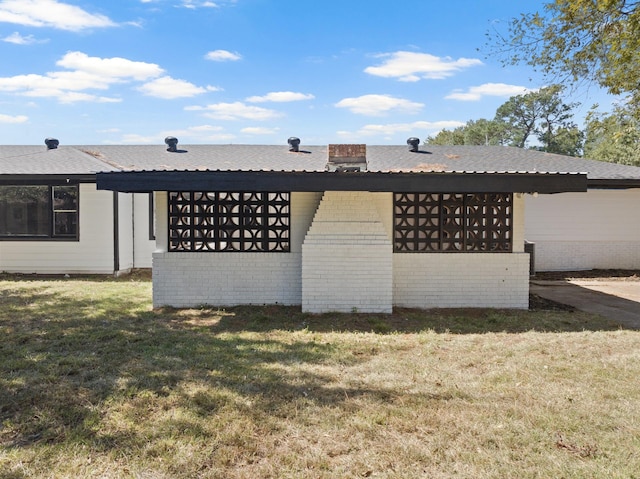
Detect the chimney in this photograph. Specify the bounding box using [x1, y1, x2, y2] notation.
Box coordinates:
[45, 138, 59, 150]
[326, 144, 367, 172]
[407, 137, 420, 152]
[288, 137, 300, 152]
[165, 136, 178, 152]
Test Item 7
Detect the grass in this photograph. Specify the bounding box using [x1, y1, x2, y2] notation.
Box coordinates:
[1, 274, 639, 478]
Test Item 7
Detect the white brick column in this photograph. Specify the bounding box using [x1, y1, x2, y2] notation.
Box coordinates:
[302, 191, 393, 313]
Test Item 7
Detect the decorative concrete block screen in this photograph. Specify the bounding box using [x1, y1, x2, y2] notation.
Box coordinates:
[394, 193, 512, 252]
[168, 191, 290, 252]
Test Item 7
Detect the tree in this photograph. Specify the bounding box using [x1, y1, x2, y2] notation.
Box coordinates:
[487, 0, 640, 113]
[584, 104, 640, 165]
[426, 86, 583, 156]
[494, 85, 581, 152]
[426, 126, 466, 145]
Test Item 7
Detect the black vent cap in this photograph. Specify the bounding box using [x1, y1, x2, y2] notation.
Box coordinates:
[45, 138, 59, 150]
[288, 137, 300, 152]
[407, 137, 420, 152]
[165, 136, 178, 152]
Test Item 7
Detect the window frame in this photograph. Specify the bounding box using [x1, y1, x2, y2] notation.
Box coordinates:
[0, 183, 80, 241]
[393, 192, 513, 253]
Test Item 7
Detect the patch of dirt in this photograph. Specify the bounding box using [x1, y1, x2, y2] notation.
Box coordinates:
[533, 269, 640, 282]
[529, 293, 576, 312]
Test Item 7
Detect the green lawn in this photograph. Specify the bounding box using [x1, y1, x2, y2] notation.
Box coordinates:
[1, 275, 639, 478]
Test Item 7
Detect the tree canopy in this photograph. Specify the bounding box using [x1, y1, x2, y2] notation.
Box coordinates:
[487, 0, 640, 112]
[584, 104, 640, 165]
[426, 85, 584, 156]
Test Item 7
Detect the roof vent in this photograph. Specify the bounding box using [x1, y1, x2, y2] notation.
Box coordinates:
[288, 137, 300, 152]
[165, 136, 178, 152]
[45, 138, 59, 150]
[407, 137, 420, 152]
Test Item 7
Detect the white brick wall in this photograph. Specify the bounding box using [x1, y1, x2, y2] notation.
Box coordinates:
[302, 191, 393, 313]
[153, 252, 302, 308]
[532, 241, 640, 271]
[152, 192, 320, 308]
[393, 253, 530, 309]
[152, 190, 531, 311]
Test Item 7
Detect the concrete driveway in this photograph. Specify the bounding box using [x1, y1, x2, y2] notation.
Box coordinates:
[530, 280, 640, 329]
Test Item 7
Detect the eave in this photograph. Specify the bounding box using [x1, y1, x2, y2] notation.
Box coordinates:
[96, 170, 588, 194]
[0, 174, 97, 185]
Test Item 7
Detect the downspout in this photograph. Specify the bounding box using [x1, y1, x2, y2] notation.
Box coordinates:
[113, 192, 120, 275]
[131, 194, 136, 268]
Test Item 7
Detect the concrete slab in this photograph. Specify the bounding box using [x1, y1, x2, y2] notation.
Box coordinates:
[530, 280, 640, 329]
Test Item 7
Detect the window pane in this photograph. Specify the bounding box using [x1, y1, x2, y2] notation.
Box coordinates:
[53, 186, 78, 237]
[53, 211, 77, 236]
[0, 186, 49, 236]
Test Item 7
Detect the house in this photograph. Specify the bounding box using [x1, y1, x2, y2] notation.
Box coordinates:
[3, 138, 639, 312]
[0, 140, 155, 275]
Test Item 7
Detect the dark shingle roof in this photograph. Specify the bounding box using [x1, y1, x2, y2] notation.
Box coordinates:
[2, 143, 640, 182]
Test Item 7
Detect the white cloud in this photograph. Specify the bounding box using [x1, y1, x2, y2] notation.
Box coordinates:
[0, 0, 116, 31]
[55, 92, 121, 103]
[57, 52, 163, 81]
[245, 91, 314, 103]
[0, 113, 28, 123]
[2, 31, 46, 44]
[338, 120, 466, 138]
[364, 51, 483, 82]
[0, 51, 164, 103]
[138, 76, 207, 98]
[120, 134, 157, 144]
[186, 102, 282, 120]
[241, 126, 280, 135]
[445, 83, 535, 101]
[181, 0, 219, 8]
[205, 49, 241, 61]
[335, 94, 424, 116]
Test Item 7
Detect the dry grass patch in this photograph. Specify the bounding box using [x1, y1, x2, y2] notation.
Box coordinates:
[1, 275, 639, 478]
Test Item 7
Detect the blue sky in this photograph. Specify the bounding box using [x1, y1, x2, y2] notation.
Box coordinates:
[0, 0, 615, 146]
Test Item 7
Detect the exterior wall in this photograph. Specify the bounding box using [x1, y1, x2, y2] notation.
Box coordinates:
[302, 191, 393, 313]
[392, 193, 529, 309]
[393, 253, 530, 309]
[152, 190, 530, 310]
[152, 192, 321, 308]
[525, 189, 640, 271]
[0, 184, 116, 274]
[133, 193, 156, 268]
[117, 192, 134, 273]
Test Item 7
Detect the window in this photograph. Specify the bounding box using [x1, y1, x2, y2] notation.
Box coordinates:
[394, 193, 512, 252]
[0, 185, 79, 240]
[168, 191, 290, 252]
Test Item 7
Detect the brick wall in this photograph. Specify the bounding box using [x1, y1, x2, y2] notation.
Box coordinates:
[302, 191, 393, 313]
[152, 189, 531, 310]
[393, 253, 530, 309]
[152, 192, 321, 308]
[152, 252, 302, 308]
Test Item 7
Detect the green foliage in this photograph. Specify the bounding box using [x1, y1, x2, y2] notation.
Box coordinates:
[584, 104, 640, 165]
[427, 86, 584, 156]
[488, 0, 640, 114]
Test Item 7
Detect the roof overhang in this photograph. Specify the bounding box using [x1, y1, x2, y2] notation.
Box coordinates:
[96, 170, 587, 194]
[587, 178, 640, 189]
[0, 174, 96, 185]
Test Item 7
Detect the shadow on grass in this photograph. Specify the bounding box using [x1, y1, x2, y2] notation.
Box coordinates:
[0, 277, 623, 455]
[200, 302, 622, 335]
